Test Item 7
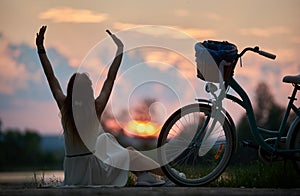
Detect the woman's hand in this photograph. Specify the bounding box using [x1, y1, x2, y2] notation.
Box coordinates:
[35, 25, 65, 109]
[96, 30, 124, 115]
[106, 29, 124, 48]
[36, 26, 47, 47]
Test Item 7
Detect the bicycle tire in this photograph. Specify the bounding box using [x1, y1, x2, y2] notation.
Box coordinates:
[288, 117, 300, 173]
[157, 103, 234, 186]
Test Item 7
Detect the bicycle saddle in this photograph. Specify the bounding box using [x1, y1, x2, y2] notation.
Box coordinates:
[283, 74, 300, 84]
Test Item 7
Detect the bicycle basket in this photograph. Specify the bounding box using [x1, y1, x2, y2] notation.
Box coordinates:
[195, 40, 238, 82]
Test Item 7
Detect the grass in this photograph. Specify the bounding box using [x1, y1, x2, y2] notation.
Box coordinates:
[24, 160, 300, 188]
[30, 171, 63, 188]
[210, 160, 300, 188]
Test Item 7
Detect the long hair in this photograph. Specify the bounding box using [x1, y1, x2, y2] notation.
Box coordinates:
[61, 73, 98, 143]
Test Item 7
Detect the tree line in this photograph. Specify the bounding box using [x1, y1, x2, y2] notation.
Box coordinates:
[0, 123, 63, 171]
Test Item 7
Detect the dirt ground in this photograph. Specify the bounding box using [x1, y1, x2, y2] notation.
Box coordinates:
[1, 183, 300, 196]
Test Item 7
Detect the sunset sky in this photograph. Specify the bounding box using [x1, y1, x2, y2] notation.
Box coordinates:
[0, 0, 299, 135]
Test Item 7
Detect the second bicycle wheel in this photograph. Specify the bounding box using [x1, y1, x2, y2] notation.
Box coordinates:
[157, 103, 234, 186]
[288, 116, 300, 174]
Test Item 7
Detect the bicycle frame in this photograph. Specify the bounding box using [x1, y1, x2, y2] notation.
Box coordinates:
[225, 77, 300, 154]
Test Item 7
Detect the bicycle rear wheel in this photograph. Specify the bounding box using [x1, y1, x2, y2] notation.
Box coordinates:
[157, 103, 234, 186]
[288, 117, 300, 173]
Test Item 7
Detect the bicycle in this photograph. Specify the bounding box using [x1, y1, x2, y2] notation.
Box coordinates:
[157, 41, 300, 186]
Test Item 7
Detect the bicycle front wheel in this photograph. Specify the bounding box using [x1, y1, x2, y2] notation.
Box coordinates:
[157, 103, 234, 186]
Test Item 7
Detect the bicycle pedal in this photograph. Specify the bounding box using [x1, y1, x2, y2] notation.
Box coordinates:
[241, 140, 259, 149]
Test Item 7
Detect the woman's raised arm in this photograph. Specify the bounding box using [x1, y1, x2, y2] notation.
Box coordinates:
[95, 30, 124, 117]
[36, 26, 65, 110]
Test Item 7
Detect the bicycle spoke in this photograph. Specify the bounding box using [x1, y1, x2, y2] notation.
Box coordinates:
[158, 104, 233, 186]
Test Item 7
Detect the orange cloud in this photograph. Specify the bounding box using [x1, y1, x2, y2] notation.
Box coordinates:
[39, 7, 108, 23]
[141, 49, 196, 80]
[234, 51, 299, 107]
[112, 22, 216, 39]
[239, 27, 290, 38]
[174, 27, 216, 39]
[112, 22, 140, 31]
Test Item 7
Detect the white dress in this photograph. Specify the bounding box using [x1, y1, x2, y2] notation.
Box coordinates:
[63, 130, 130, 186]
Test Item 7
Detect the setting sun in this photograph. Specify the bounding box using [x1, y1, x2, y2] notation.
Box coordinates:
[124, 120, 161, 138]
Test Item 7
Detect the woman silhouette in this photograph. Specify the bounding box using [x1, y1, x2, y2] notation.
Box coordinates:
[36, 26, 165, 186]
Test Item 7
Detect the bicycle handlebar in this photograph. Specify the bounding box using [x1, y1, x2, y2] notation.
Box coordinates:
[238, 46, 276, 60]
[258, 50, 276, 60]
